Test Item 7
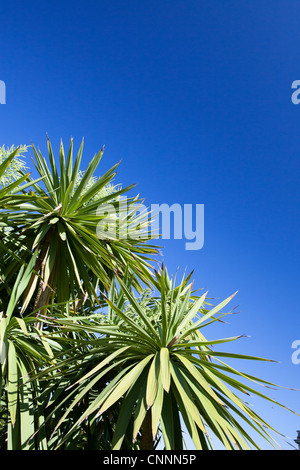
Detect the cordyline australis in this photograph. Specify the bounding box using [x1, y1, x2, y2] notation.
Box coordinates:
[0, 140, 298, 450]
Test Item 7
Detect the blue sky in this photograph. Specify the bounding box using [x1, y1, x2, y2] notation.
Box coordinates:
[1, 0, 300, 449]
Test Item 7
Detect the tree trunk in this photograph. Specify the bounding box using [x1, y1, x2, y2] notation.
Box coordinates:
[33, 227, 55, 329]
[140, 409, 153, 450]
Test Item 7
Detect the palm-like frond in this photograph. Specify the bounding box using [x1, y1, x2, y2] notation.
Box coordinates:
[0, 147, 45, 305]
[0, 260, 63, 450]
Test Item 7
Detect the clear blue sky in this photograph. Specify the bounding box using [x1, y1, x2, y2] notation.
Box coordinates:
[1, 0, 299, 450]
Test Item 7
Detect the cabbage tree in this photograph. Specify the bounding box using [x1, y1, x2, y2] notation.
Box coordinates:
[1, 138, 158, 324]
[37, 267, 297, 450]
